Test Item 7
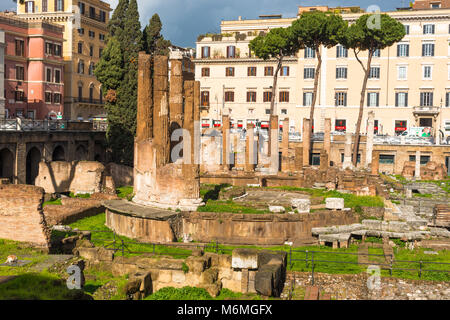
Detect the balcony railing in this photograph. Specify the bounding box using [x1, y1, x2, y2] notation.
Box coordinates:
[74, 98, 104, 105]
[413, 106, 440, 114]
[0, 119, 107, 132]
[83, 12, 106, 23]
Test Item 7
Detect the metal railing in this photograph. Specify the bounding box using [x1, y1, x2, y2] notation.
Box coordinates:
[0, 119, 107, 132]
[76, 228, 450, 283]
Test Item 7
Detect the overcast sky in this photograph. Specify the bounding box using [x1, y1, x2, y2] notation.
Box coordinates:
[1, 0, 403, 47]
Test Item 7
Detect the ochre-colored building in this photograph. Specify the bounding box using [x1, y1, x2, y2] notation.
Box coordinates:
[0, 12, 64, 119]
[16, 0, 112, 121]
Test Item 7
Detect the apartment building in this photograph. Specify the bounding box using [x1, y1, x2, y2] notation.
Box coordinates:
[16, 0, 111, 121]
[195, 5, 450, 140]
[0, 29, 5, 119]
[0, 13, 64, 120]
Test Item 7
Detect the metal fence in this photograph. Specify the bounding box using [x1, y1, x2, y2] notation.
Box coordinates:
[0, 119, 107, 132]
[77, 228, 450, 284]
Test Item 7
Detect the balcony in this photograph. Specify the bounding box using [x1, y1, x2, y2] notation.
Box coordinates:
[82, 12, 106, 23]
[413, 106, 440, 115]
[74, 97, 104, 105]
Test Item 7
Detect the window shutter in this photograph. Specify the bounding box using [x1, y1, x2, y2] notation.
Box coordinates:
[397, 45, 400, 57]
[422, 44, 425, 56]
[336, 46, 339, 58]
[395, 93, 398, 107]
[55, 0, 57, 11]
[431, 44, 434, 56]
[430, 93, 433, 106]
[367, 93, 370, 106]
[405, 93, 408, 107]
[286, 92, 289, 102]
[303, 93, 306, 106]
[344, 93, 347, 106]
[446, 92, 449, 107]
[376, 93, 379, 107]
[406, 44, 409, 57]
[336, 68, 338, 79]
[25, 2, 28, 12]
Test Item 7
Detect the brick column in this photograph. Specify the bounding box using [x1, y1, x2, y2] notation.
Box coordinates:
[183, 80, 194, 165]
[294, 147, 303, 171]
[324, 118, 331, 157]
[222, 114, 230, 171]
[281, 118, 289, 172]
[371, 151, 379, 175]
[365, 111, 374, 168]
[302, 118, 310, 167]
[245, 123, 255, 173]
[193, 81, 201, 166]
[137, 52, 153, 142]
[153, 55, 170, 167]
[269, 115, 279, 173]
[320, 149, 328, 171]
[15, 141, 26, 184]
[169, 59, 183, 127]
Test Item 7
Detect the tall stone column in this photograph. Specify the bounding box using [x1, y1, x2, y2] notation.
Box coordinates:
[269, 115, 279, 173]
[342, 132, 353, 170]
[183, 81, 194, 165]
[245, 123, 255, 173]
[222, 114, 230, 171]
[136, 52, 153, 142]
[320, 150, 328, 171]
[294, 147, 303, 171]
[153, 55, 170, 167]
[193, 81, 201, 165]
[169, 59, 183, 126]
[15, 141, 26, 184]
[281, 118, 290, 172]
[324, 118, 331, 157]
[415, 150, 421, 180]
[302, 118, 310, 167]
[366, 111, 374, 168]
[371, 151, 379, 175]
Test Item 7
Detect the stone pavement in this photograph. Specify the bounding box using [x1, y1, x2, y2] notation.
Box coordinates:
[30, 254, 74, 272]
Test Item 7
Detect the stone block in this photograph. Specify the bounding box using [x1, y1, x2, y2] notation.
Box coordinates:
[185, 272, 202, 286]
[218, 254, 232, 269]
[291, 199, 310, 213]
[111, 262, 139, 277]
[158, 269, 172, 283]
[255, 263, 282, 297]
[232, 248, 258, 269]
[204, 252, 219, 267]
[325, 198, 345, 210]
[172, 270, 186, 284]
[269, 206, 285, 213]
[186, 256, 207, 273]
[362, 219, 383, 230]
[200, 268, 219, 285]
[257, 250, 287, 269]
[221, 279, 241, 293]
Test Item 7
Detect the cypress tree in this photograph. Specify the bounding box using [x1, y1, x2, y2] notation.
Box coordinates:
[108, 0, 128, 38]
[145, 13, 172, 56]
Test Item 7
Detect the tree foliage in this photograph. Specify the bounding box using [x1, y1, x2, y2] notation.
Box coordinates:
[249, 28, 296, 115]
[94, 37, 124, 92]
[340, 14, 406, 166]
[143, 14, 172, 56]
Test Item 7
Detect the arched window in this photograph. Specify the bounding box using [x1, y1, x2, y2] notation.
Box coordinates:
[89, 84, 94, 103]
[78, 83, 83, 101]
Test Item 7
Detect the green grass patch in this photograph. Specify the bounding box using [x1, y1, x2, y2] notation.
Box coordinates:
[413, 193, 433, 198]
[69, 192, 91, 199]
[198, 200, 270, 214]
[145, 286, 213, 300]
[116, 186, 134, 201]
[0, 239, 49, 276]
[43, 198, 62, 207]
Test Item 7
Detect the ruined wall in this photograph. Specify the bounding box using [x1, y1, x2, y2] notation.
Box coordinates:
[182, 211, 359, 245]
[0, 184, 50, 247]
[35, 161, 105, 194]
[106, 163, 133, 187]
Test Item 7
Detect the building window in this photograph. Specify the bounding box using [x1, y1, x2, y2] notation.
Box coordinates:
[100, 10, 106, 23]
[335, 119, 346, 132]
[379, 154, 395, 164]
[54, 69, 61, 83]
[336, 45, 348, 58]
[422, 43, 435, 56]
[304, 47, 315, 59]
[201, 91, 209, 106]
[89, 62, 95, 75]
[45, 43, 53, 55]
[15, 91, 25, 102]
[395, 92, 408, 107]
[336, 67, 347, 79]
[420, 92, 433, 106]
[372, 49, 380, 57]
[265, 109, 271, 115]
[279, 91, 289, 102]
[446, 92, 450, 107]
[15, 40, 24, 57]
[42, 0, 48, 12]
[395, 120, 407, 134]
[281, 109, 287, 115]
[15, 66, 24, 81]
[55, 0, 64, 12]
[89, 6, 95, 18]
[397, 44, 409, 57]
[89, 86, 94, 103]
[201, 46, 210, 58]
[341, 153, 360, 163]
[78, 2, 85, 14]
[225, 67, 235, 77]
[78, 28, 84, 35]
[423, 24, 435, 34]
[46, 68, 52, 82]
[226, 46, 236, 58]
[246, 91, 256, 102]
[369, 67, 380, 79]
[78, 42, 83, 54]
[409, 155, 431, 165]
[303, 92, 313, 106]
[99, 48, 103, 58]
[25, 1, 35, 13]
[78, 85, 83, 100]
[53, 93, 61, 104]
[281, 66, 290, 76]
[201, 68, 210, 77]
[224, 91, 234, 102]
[304, 67, 315, 79]
[89, 30, 95, 38]
[367, 92, 379, 107]
[99, 34, 105, 41]
[78, 60, 85, 74]
[263, 91, 272, 102]
[404, 25, 410, 35]
[247, 67, 256, 76]
[45, 92, 52, 103]
[264, 66, 273, 76]
[397, 66, 407, 80]
[335, 92, 347, 106]
[89, 45, 94, 57]
[54, 44, 62, 57]
[423, 65, 432, 79]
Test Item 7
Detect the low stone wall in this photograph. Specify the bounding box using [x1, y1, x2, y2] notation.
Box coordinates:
[106, 163, 133, 188]
[35, 161, 106, 194]
[182, 211, 359, 245]
[0, 184, 50, 247]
